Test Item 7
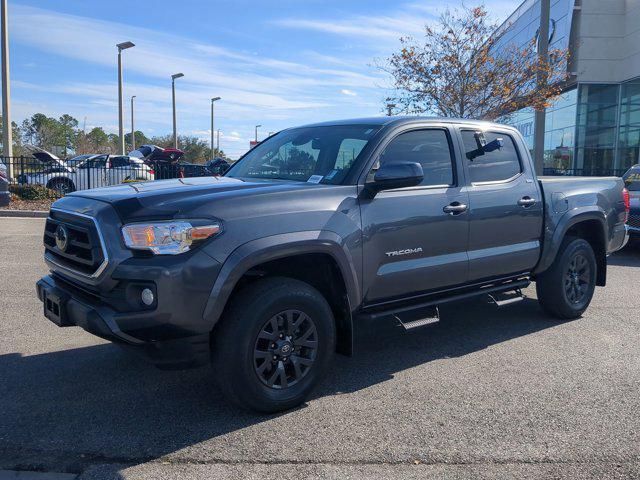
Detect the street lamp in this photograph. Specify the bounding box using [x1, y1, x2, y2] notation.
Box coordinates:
[130, 95, 136, 151]
[216, 129, 220, 153]
[255, 124, 262, 142]
[116, 41, 135, 155]
[1, 0, 13, 179]
[171, 73, 184, 149]
[211, 97, 221, 156]
[386, 103, 396, 117]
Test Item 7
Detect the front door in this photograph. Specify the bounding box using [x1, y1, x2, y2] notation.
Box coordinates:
[360, 127, 470, 304]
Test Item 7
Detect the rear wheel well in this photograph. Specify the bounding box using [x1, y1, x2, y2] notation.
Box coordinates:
[223, 253, 353, 355]
[564, 220, 607, 286]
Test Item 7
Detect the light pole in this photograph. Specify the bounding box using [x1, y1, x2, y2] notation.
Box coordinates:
[1, 0, 12, 178]
[171, 73, 184, 149]
[116, 41, 135, 155]
[210, 97, 221, 156]
[533, 0, 551, 175]
[255, 124, 262, 142]
[216, 129, 220, 154]
[130, 95, 136, 151]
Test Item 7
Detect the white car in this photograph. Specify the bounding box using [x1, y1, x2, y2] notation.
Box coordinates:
[19, 150, 155, 194]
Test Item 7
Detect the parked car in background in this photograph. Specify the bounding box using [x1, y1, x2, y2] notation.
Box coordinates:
[18, 149, 154, 194]
[623, 164, 640, 236]
[129, 144, 212, 179]
[206, 157, 230, 176]
[0, 159, 9, 206]
[178, 163, 212, 178]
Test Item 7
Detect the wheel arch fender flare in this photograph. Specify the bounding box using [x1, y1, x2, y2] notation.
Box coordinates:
[202, 230, 361, 330]
[534, 207, 607, 276]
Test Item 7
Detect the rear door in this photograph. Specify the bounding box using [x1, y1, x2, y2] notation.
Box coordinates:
[457, 127, 543, 282]
[359, 125, 470, 303]
[75, 155, 108, 190]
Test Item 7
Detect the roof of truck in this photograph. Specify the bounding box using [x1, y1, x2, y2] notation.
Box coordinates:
[297, 116, 516, 130]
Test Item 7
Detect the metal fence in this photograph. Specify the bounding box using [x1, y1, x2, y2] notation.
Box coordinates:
[1, 156, 214, 199]
[0, 155, 630, 201]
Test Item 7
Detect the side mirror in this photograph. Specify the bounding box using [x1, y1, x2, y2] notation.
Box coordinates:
[365, 162, 424, 195]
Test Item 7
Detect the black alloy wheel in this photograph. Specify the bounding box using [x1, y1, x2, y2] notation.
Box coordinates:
[253, 309, 318, 389]
[563, 253, 591, 305]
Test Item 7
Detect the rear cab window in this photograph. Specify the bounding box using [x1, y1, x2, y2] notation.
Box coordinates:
[461, 130, 522, 183]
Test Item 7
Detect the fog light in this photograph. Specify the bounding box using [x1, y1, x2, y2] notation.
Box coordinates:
[141, 288, 154, 306]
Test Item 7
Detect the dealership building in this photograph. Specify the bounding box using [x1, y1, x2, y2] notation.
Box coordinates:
[496, 0, 640, 175]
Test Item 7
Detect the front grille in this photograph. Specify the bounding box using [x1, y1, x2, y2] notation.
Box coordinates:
[629, 213, 640, 229]
[44, 209, 107, 277]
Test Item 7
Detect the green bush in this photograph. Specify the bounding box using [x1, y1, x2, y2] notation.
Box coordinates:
[9, 184, 61, 201]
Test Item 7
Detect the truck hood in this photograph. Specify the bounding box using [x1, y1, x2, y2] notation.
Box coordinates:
[65, 176, 330, 222]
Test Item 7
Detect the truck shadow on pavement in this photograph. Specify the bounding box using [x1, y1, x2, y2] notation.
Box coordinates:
[0, 297, 561, 474]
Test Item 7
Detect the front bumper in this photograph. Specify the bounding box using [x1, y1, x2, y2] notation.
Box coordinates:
[36, 274, 212, 369]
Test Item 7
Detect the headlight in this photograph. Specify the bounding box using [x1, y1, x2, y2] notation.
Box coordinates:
[121, 220, 222, 255]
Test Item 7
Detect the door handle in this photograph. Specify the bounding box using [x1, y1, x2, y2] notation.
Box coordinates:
[443, 202, 468, 215]
[518, 196, 536, 207]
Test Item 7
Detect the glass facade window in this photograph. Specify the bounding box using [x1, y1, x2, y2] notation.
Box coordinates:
[575, 84, 621, 174]
[618, 79, 640, 169]
[500, 88, 577, 172]
[543, 88, 577, 171]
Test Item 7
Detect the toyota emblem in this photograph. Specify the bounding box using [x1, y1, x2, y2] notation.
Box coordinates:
[55, 225, 70, 252]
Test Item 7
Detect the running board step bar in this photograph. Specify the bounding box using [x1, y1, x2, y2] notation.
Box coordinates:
[486, 289, 524, 307]
[395, 307, 440, 331]
[360, 278, 531, 322]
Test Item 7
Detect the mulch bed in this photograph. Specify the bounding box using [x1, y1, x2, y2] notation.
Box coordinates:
[0, 194, 54, 212]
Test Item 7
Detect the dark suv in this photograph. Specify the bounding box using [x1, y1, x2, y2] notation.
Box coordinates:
[37, 117, 629, 412]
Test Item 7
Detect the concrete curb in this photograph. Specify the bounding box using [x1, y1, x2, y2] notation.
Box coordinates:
[0, 210, 48, 218]
[0, 470, 77, 479]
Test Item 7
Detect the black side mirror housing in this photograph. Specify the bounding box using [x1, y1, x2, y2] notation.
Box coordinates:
[365, 162, 424, 196]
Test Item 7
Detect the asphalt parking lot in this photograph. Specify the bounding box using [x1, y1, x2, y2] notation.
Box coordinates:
[1, 216, 640, 479]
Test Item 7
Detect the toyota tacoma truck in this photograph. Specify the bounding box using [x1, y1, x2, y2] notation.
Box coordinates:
[36, 117, 630, 412]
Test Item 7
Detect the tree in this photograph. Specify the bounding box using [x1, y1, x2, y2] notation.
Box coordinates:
[381, 5, 569, 120]
[87, 127, 109, 151]
[125, 130, 150, 151]
[18, 113, 80, 154]
[0, 116, 27, 156]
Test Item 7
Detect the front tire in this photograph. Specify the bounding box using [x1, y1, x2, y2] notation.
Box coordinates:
[536, 237, 597, 319]
[211, 277, 336, 413]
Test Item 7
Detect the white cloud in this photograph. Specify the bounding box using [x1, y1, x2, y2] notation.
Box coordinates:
[341, 89, 357, 96]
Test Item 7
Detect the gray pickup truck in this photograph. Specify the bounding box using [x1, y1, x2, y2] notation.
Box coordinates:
[36, 117, 629, 412]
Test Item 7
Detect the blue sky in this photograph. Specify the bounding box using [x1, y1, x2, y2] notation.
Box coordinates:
[8, 0, 517, 158]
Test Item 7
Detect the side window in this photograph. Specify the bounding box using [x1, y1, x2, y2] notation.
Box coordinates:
[80, 156, 106, 169]
[461, 130, 521, 183]
[374, 129, 455, 187]
[110, 156, 129, 168]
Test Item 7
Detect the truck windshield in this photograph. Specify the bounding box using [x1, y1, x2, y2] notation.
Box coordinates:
[226, 125, 381, 184]
[623, 165, 640, 191]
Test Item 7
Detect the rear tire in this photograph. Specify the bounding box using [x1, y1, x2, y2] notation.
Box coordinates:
[211, 277, 336, 413]
[536, 237, 597, 319]
[47, 178, 75, 195]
